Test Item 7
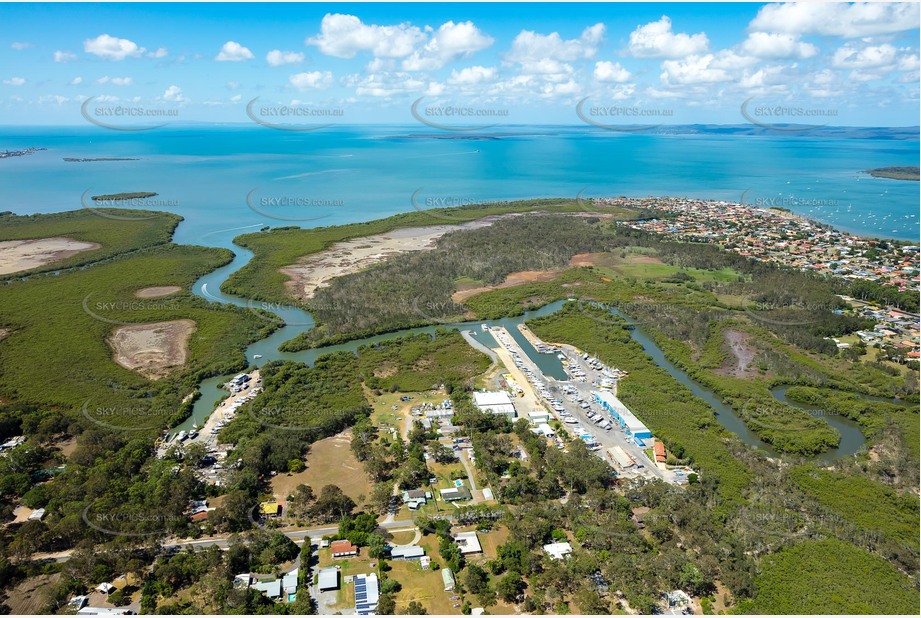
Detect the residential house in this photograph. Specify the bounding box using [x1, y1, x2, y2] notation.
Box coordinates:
[390, 545, 425, 560]
[453, 531, 482, 555]
[354, 573, 379, 615]
[543, 542, 573, 560]
[330, 539, 359, 558]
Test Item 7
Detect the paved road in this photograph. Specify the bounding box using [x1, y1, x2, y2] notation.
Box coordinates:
[162, 518, 418, 551]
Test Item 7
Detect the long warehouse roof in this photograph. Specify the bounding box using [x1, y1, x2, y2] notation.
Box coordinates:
[595, 391, 649, 435]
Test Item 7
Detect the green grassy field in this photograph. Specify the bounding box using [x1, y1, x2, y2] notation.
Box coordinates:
[389, 557, 461, 614]
[584, 251, 744, 283]
[0, 209, 182, 278]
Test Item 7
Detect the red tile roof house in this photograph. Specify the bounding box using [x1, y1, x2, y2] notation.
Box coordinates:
[330, 540, 359, 558]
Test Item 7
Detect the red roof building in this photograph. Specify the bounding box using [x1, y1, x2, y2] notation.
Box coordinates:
[330, 540, 359, 558]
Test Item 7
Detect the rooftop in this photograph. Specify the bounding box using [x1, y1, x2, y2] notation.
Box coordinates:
[543, 541, 573, 560]
[318, 567, 339, 590]
[453, 531, 482, 554]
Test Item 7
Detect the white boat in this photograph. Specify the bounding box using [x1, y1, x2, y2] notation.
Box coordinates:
[254, 354, 262, 359]
[176, 431, 188, 441]
[481, 324, 489, 330]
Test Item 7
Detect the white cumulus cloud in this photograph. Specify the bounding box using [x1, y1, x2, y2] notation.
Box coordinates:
[660, 54, 731, 85]
[162, 85, 186, 102]
[594, 61, 631, 83]
[628, 17, 709, 58]
[749, 2, 921, 38]
[307, 13, 426, 59]
[402, 21, 494, 71]
[266, 50, 305, 66]
[740, 32, 818, 59]
[216, 41, 254, 62]
[289, 71, 334, 90]
[84, 34, 144, 60]
[447, 65, 498, 85]
[832, 43, 898, 69]
[96, 76, 133, 86]
[507, 23, 605, 63]
[3, 77, 26, 86]
[54, 50, 78, 63]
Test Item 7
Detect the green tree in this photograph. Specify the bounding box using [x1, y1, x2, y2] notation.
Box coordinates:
[496, 571, 526, 603]
[311, 485, 355, 523]
[400, 600, 427, 614]
[368, 482, 395, 515]
[464, 564, 490, 595]
[286, 484, 316, 520]
[377, 593, 396, 615]
[368, 533, 388, 560]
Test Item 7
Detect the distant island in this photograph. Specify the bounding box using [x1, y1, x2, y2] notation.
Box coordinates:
[92, 192, 158, 201]
[64, 157, 140, 162]
[1, 147, 46, 159]
[863, 166, 920, 181]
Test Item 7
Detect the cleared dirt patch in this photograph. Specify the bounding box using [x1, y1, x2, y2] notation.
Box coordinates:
[281, 219, 500, 300]
[570, 251, 663, 268]
[135, 286, 181, 298]
[54, 437, 78, 458]
[4, 573, 61, 614]
[0, 237, 100, 275]
[451, 269, 560, 303]
[270, 429, 371, 505]
[715, 329, 760, 378]
[108, 319, 196, 379]
[0, 328, 9, 341]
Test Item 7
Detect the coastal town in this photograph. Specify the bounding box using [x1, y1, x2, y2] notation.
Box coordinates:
[604, 196, 919, 293]
[599, 196, 920, 362]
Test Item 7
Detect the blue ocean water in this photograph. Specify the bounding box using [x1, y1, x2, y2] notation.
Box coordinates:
[1, 125, 918, 250]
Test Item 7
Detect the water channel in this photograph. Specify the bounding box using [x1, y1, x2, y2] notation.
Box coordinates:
[177, 237, 873, 463]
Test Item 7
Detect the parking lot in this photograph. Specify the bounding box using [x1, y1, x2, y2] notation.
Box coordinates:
[489, 327, 686, 484]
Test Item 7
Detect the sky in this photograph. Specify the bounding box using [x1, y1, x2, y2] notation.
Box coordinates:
[0, 2, 919, 127]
